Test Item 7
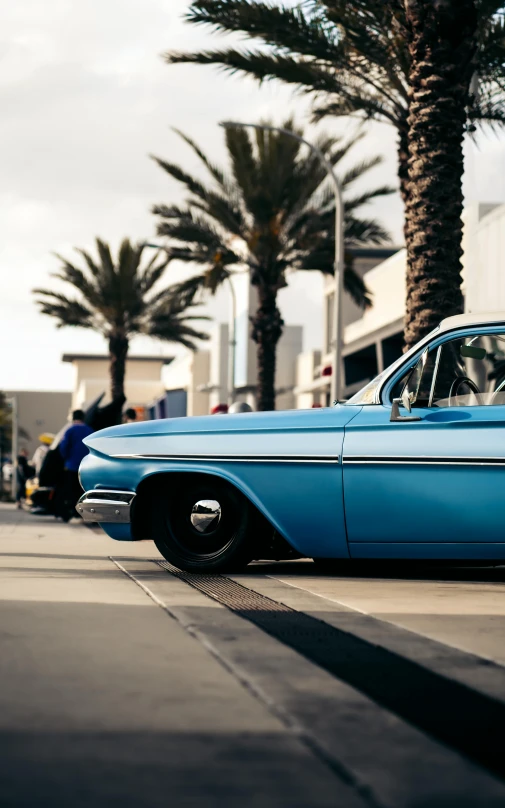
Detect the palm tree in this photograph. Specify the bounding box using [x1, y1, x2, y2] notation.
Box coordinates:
[34, 238, 209, 404]
[400, 0, 478, 349]
[151, 121, 393, 410]
[167, 1, 505, 348]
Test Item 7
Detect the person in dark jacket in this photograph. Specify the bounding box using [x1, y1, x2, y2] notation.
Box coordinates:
[59, 410, 93, 517]
[16, 448, 33, 509]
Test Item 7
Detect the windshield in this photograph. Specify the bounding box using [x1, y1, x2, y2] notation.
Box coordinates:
[345, 372, 386, 405]
[343, 326, 440, 406]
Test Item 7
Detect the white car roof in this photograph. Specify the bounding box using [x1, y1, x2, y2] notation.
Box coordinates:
[440, 312, 505, 333]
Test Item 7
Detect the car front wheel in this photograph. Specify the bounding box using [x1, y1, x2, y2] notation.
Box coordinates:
[152, 477, 253, 573]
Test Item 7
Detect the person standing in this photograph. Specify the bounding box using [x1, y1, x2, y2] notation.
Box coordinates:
[30, 433, 54, 477]
[16, 448, 32, 509]
[59, 410, 93, 518]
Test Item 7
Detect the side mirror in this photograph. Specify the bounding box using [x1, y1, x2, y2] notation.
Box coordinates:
[401, 386, 412, 413]
[390, 390, 421, 423]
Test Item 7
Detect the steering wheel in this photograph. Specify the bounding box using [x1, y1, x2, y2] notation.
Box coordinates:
[448, 376, 481, 406]
[491, 377, 505, 405]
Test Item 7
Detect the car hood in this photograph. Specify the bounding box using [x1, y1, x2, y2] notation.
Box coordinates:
[84, 405, 361, 459]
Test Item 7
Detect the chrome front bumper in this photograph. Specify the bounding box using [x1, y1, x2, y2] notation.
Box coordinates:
[76, 490, 136, 523]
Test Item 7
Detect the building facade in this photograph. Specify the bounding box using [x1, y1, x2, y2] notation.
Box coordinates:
[295, 247, 402, 405]
[296, 203, 505, 405]
[4, 390, 72, 457]
[63, 354, 173, 414]
[157, 322, 303, 417]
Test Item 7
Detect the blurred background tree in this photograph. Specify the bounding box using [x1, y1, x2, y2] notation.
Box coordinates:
[151, 120, 393, 410]
[168, 1, 505, 348]
[34, 238, 209, 406]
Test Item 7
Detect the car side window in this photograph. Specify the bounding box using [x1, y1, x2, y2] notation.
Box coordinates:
[390, 350, 437, 408]
[431, 334, 505, 408]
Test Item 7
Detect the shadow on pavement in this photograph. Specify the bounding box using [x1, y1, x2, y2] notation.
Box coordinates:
[247, 559, 505, 583]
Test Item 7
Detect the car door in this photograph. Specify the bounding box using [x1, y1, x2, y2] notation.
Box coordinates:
[343, 328, 505, 559]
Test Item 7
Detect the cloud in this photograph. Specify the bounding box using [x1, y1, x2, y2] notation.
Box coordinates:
[0, 0, 404, 391]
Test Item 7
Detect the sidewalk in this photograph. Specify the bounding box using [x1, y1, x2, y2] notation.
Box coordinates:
[2, 504, 505, 807]
[0, 504, 359, 808]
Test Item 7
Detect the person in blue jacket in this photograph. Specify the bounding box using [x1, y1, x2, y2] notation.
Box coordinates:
[59, 410, 93, 518]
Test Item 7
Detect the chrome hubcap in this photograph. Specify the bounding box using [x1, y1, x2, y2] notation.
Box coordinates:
[190, 500, 222, 534]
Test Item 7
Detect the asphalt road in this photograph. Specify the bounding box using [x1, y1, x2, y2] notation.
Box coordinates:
[2, 503, 505, 807]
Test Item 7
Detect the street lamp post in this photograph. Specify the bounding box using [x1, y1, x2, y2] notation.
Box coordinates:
[220, 121, 345, 403]
[226, 276, 236, 406]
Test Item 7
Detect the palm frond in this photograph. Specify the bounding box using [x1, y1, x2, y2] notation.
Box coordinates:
[338, 155, 384, 189]
[145, 287, 210, 350]
[174, 0, 505, 141]
[167, 47, 342, 94]
[150, 155, 210, 200]
[152, 116, 391, 325]
[33, 289, 95, 328]
[344, 264, 373, 308]
[345, 215, 391, 245]
[152, 148, 245, 236]
[338, 184, 397, 212]
[34, 238, 205, 355]
[172, 128, 230, 188]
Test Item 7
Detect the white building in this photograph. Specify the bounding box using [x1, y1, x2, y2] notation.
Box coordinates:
[155, 271, 303, 416]
[296, 203, 505, 405]
[295, 247, 402, 405]
[157, 322, 303, 417]
[63, 353, 173, 416]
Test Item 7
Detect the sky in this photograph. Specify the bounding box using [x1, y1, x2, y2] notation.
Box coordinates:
[1, 0, 505, 392]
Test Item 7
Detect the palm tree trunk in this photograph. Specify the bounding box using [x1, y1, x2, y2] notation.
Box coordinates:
[398, 121, 410, 209]
[403, 0, 478, 352]
[108, 332, 129, 402]
[251, 287, 284, 411]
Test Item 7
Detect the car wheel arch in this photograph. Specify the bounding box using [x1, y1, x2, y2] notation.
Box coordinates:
[132, 469, 270, 538]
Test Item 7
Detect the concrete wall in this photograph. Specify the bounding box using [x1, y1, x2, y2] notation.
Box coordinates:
[4, 390, 72, 457]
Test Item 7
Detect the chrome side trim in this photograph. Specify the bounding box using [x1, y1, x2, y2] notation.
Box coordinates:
[344, 456, 505, 466]
[111, 453, 340, 464]
[76, 489, 136, 523]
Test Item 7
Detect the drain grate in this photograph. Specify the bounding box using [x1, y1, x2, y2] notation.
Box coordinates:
[157, 560, 505, 782]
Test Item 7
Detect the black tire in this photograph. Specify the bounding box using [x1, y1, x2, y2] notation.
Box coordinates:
[152, 477, 253, 573]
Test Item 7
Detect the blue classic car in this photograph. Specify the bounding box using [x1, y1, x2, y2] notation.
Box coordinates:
[78, 312, 505, 572]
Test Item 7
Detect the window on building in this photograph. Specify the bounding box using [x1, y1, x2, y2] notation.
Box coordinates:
[344, 344, 378, 387]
